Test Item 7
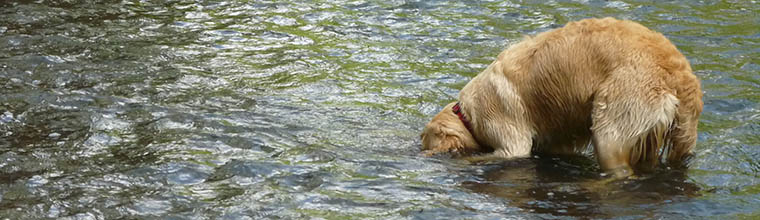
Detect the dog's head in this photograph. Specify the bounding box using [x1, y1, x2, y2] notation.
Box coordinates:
[420, 102, 480, 156]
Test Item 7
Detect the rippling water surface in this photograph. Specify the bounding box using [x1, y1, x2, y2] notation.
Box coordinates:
[0, 0, 758, 219]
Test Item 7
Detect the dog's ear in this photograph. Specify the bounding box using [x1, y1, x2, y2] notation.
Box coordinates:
[421, 102, 479, 156]
[441, 133, 465, 155]
[421, 124, 455, 154]
[442, 122, 484, 155]
[423, 124, 466, 155]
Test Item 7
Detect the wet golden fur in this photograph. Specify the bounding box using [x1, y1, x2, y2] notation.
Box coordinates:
[420, 18, 703, 178]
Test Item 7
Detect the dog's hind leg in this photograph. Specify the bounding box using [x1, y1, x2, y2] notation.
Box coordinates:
[666, 88, 702, 166]
[591, 67, 678, 179]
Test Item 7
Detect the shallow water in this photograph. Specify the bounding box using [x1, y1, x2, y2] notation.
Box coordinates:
[0, 0, 758, 219]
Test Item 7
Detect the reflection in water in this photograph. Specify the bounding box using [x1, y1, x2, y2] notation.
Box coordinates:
[463, 156, 701, 218]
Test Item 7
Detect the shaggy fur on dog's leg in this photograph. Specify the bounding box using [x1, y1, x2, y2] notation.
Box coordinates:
[591, 67, 678, 179]
[665, 58, 703, 166]
[668, 118, 697, 164]
[667, 95, 702, 166]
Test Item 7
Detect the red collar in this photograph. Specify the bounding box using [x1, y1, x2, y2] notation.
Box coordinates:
[452, 102, 474, 134]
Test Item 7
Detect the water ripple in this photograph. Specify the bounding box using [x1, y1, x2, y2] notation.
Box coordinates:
[0, 0, 758, 219]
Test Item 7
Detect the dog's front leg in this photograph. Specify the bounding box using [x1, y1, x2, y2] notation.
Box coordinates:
[463, 122, 533, 163]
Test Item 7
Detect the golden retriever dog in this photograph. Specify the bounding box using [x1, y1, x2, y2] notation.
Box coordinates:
[420, 18, 703, 179]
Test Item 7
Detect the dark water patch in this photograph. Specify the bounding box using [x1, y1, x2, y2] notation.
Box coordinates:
[463, 157, 701, 218]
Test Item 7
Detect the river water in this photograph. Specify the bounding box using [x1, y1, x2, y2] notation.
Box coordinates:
[0, 0, 758, 219]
